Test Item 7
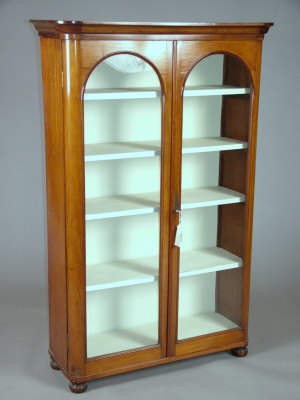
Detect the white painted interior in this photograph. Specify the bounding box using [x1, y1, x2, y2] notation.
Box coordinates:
[84, 54, 247, 357]
[177, 55, 246, 340]
[86, 247, 242, 292]
[86, 214, 160, 266]
[86, 282, 159, 357]
[84, 187, 244, 221]
[84, 85, 249, 101]
[181, 137, 247, 154]
[85, 55, 162, 357]
[84, 158, 160, 199]
[84, 87, 160, 100]
[178, 273, 239, 341]
[178, 313, 238, 340]
[184, 85, 250, 96]
[84, 137, 247, 162]
[181, 187, 245, 209]
[85, 140, 161, 161]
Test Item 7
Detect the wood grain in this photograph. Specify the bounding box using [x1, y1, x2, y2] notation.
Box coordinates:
[167, 40, 181, 357]
[40, 37, 68, 370]
[31, 21, 272, 389]
[30, 20, 273, 38]
[50, 336, 248, 382]
[241, 41, 264, 334]
[79, 40, 172, 372]
[61, 38, 86, 377]
[216, 47, 261, 330]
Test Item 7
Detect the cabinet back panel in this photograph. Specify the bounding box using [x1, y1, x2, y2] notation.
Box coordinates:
[85, 157, 160, 198]
[179, 207, 218, 252]
[86, 282, 159, 357]
[178, 274, 216, 318]
[86, 213, 160, 265]
[84, 56, 161, 144]
[87, 282, 159, 334]
[182, 55, 223, 140]
[183, 97, 222, 139]
[84, 99, 161, 144]
[181, 153, 219, 190]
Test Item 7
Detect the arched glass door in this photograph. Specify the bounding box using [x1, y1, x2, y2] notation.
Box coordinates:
[177, 53, 251, 342]
[83, 54, 163, 358]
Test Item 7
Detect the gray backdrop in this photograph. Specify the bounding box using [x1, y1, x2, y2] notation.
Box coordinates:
[0, 0, 299, 399]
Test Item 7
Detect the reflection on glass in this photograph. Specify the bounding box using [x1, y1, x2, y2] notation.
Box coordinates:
[84, 54, 162, 357]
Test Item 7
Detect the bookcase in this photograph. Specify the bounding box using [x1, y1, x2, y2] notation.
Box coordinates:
[30, 20, 272, 393]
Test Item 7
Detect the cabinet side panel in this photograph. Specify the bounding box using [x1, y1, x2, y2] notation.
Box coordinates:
[40, 37, 68, 369]
[216, 53, 252, 326]
[216, 45, 262, 330]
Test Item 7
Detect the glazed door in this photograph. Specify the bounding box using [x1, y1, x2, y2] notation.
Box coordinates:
[77, 40, 172, 370]
[168, 41, 260, 356]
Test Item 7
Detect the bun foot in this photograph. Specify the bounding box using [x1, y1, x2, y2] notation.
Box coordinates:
[50, 357, 60, 370]
[231, 346, 248, 357]
[69, 381, 88, 394]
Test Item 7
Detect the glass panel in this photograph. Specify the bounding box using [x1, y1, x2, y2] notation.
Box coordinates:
[84, 54, 162, 357]
[178, 54, 251, 341]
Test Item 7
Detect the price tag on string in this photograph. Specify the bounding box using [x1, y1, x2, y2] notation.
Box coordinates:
[174, 210, 182, 247]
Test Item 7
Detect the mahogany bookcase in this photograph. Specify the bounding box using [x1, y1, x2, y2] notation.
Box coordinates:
[30, 20, 272, 393]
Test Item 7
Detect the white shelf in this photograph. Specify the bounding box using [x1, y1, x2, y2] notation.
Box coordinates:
[84, 87, 160, 100]
[184, 85, 250, 97]
[85, 140, 161, 162]
[86, 247, 242, 292]
[87, 322, 158, 357]
[85, 192, 160, 220]
[87, 311, 238, 357]
[181, 186, 245, 209]
[84, 137, 247, 162]
[178, 312, 239, 340]
[86, 256, 159, 291]
[179, 247, 242, 277]
[85, 186, 244, 220]
[84, 85, 250, 101]
[181, 137, 248, 154]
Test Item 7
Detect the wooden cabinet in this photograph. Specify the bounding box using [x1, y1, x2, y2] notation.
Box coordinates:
[30, 20, 272, 393]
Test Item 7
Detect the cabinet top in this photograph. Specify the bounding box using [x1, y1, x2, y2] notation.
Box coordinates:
[30, 20, 273, 39]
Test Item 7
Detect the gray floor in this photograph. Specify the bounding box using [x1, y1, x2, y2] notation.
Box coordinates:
[1, 284, 299, 400]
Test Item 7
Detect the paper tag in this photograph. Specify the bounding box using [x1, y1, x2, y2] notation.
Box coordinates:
[174, 211, 183, 247]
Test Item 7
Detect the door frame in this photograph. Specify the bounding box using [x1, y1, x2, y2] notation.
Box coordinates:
[63, 37, 174, 376]
[167, 39, 263, 357]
